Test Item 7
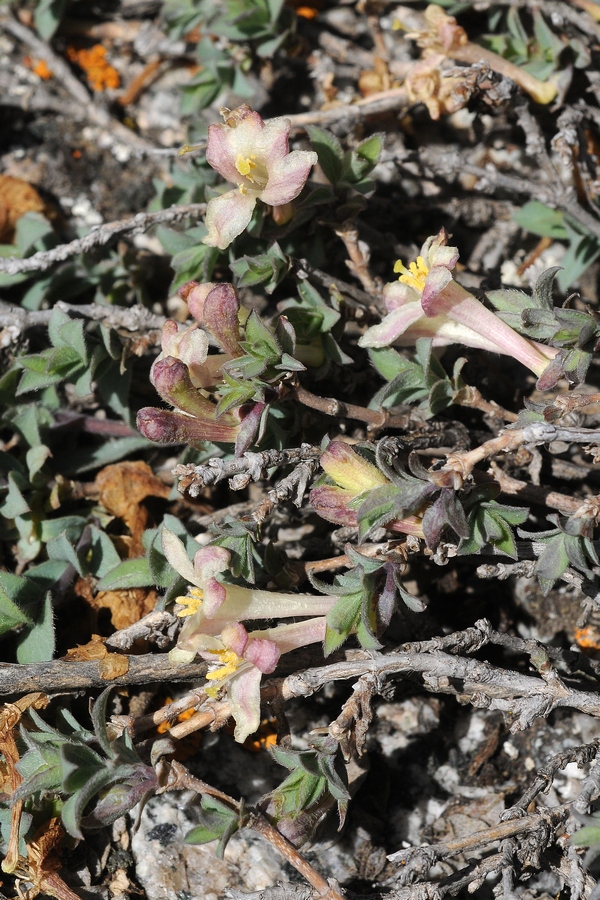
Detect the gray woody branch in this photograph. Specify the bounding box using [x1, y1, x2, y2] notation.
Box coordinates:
[0, 300, 166, 347]
[0, 202, 206, 276]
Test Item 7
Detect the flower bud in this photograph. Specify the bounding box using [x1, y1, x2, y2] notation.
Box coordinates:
[136, 408, 239, 444]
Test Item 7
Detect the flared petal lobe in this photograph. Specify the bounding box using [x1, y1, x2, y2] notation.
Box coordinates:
[203, 189, 257, 250]
[260, 150, 320, 207]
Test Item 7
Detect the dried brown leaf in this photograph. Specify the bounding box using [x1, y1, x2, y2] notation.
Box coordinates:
[94, 460, 170, 555]
[98, 652, 130, 680]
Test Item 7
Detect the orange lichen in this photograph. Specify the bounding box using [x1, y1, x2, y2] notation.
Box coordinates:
[244, 719, 278, 753]
[32, 59, 53, 79]
[67, 44, 120, 92]
[296, 6, 319, 18]
[574, 626, 600, 652]
[156, 699, 198, 735]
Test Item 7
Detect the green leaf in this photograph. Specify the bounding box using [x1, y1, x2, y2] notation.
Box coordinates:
[513, 202, 568, 239]
[570, 824, 600, 847]
[40, 516, 87, 543]
[48, 307, 87, 359]
[0, 587, 33, 634]
[46, 532, 86, 576]
[88, 526, 122, 579]
[185, 795, 242, 858]
[61, 743, 105, 793]
[0, 472, 30, 518]
[97, 557, 154, 591]
[17, 592, 55, 663]
[306, 126, 344, 184]
[34, 0, 68, 38]
[26, 444, 52, 480]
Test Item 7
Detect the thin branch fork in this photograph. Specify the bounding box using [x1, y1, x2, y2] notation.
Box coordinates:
[164, 761, 345, 900]
[443, 421, 600, 481]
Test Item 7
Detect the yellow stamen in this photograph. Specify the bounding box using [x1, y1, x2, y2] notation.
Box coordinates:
[236, 154, 257, 178]
[393, 255, 429, 292]
[205, 648, 242, 682]
[175, 587, 203, 618]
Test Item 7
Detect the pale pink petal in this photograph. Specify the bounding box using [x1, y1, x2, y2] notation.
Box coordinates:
[228, 665, 263, 742]
[203, 191, 258, 250]
[261, 117, 293, 168]
[430, 245, 459, 270]
[162, 529, 201, 587]
[221, 622, 249, 657]
[206, 123, 250, 185]
[250, 618, 327, 655]
[358, 302, 425, 348]
[208, 112, 267, 192]
[399, 317, 520, 353]
[244, 637, 281, 674]
[260, 150, 318, 206]
[202, 577, 227, 617]
[424, 280, 556, 376]
[194, 545, 230, 583]
[383, 280, 420, 310]
[420, 267, 454, 313]
[422, 229, 459, 270]
[160, 319, 180, 353]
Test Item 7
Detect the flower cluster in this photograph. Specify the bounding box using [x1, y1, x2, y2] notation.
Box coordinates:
[136, 280, 307, 454]
[359, 229, 558, 386]
[163, 529, 337, 742]
[202, 105, 318, 250]
[136, 282, 249, 449]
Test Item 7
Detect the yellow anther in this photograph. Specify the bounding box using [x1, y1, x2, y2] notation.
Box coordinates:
[175, 587, 203, 618]
[236, 154, 257, 178]
[205, 649, 242, 681]
[393, 255, 429, 292]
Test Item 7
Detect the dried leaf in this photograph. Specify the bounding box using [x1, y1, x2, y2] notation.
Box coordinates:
[21, 817, 82, 900]
[0, 174, 46, 243]
[0, 693, 49, 874]
[95, 460, 170, 555]
[62, 633, 108, 661]
[94, 588, 157, 630]
[98, 653, 130, 680]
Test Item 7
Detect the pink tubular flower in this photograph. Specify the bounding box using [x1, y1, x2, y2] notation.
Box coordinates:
[310, 441, 425, 538]
[163, 530, 337, 741]
[359, 229, 557, 384]
[202, 105, 318, 250]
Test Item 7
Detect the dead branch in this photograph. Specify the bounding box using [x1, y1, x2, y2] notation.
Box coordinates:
[443, 422, 600, 481]
[164, 761, 345, 900]
[0, 203, 206, 276]
[277, 642, 600, 729]
[0, 653, 207, 695]
[0, 299, 166, 345]
[105, 610, 178, 650]
[0, 11, 157, 154]
[173, 444, 322, 496]
[286, 87, 408, 129]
